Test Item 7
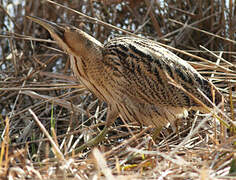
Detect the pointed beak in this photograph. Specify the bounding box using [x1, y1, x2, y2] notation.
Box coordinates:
[27, 16, 65, 40]
[27, 16, 75, 54]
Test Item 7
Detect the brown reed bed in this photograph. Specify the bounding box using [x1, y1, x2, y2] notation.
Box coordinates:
[0, 0, 235, 179]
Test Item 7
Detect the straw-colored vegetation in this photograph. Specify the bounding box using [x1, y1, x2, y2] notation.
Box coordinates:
[0, 0, 236, 179]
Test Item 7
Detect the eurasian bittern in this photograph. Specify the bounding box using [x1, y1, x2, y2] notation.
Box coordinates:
[28, 16, 222, 152]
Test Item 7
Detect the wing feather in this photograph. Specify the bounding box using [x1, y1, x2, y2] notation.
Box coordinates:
[103, 37, 222, 109]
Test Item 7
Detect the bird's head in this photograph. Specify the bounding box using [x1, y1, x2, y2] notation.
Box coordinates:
[27, 16, 103, 59]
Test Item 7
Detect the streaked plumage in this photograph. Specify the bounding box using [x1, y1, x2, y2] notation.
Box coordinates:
[28, 16, 222, 150]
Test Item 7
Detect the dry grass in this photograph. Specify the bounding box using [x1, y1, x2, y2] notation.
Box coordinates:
[0, 0, 236, 179]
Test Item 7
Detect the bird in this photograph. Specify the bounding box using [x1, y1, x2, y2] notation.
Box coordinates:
[28, 16, 223, 152]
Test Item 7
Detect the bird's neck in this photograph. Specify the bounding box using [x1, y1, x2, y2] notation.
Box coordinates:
[81, 40, 103, 63]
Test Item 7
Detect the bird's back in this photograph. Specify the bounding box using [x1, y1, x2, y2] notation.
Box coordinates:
[102, 37, 222, 127]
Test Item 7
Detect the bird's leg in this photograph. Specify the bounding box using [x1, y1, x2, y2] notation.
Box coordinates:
[70, 105, 118, 154]
[71, 126, 109, 154]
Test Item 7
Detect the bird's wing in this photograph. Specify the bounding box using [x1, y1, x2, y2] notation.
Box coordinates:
[103, 37, 221, 108]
